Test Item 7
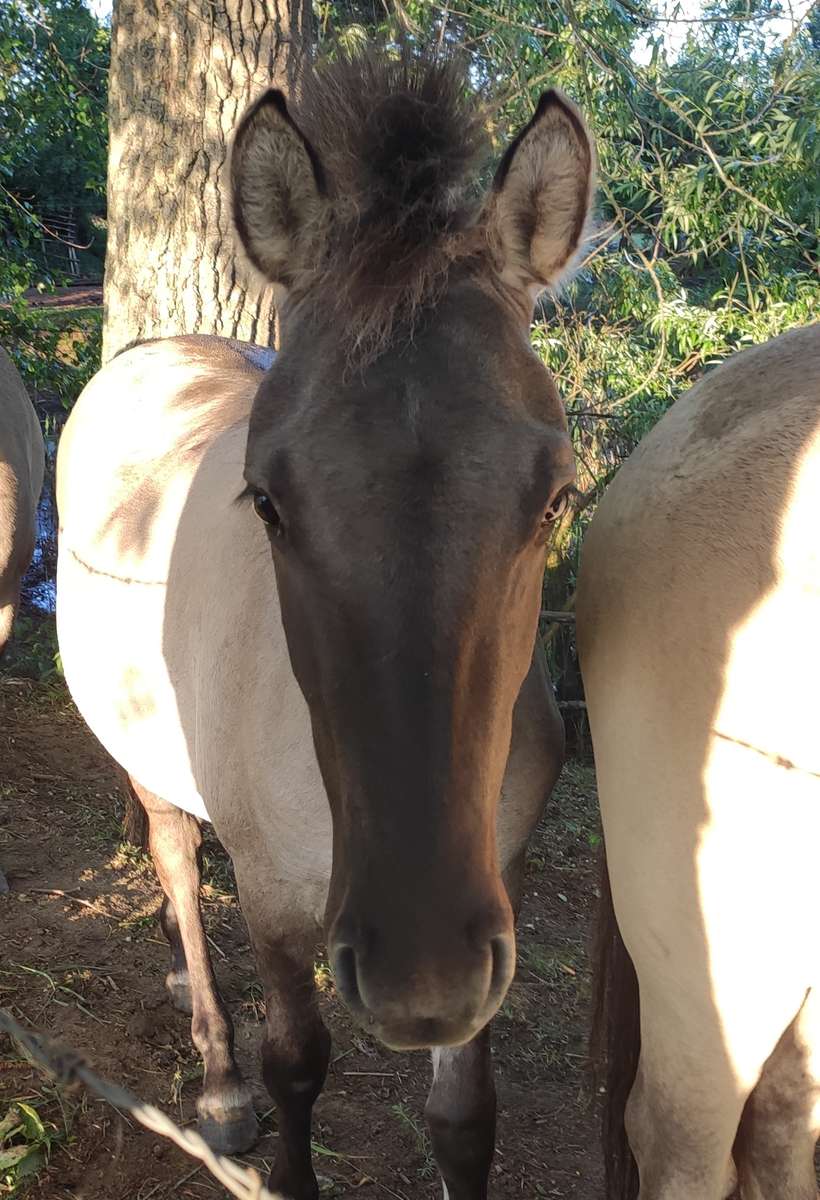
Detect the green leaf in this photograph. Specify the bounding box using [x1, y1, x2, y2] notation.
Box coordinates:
[16, 1146, 45, 1178]
[0, 1143, 36, 1172]
[0, 1108, 22, 1143]
[16, 1103, 46, 1143]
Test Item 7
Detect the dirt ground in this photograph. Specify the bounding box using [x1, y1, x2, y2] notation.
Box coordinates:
[0, 677, 603, 1200]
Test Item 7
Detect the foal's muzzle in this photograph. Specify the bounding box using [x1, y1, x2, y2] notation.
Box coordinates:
[328, 914, 516, 1050]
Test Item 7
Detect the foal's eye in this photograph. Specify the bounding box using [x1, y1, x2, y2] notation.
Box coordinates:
[542, 488, 572, 527]
[252, 490, 281, 531]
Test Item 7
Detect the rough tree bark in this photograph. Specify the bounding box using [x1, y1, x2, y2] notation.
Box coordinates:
[103, 0, 311, 362]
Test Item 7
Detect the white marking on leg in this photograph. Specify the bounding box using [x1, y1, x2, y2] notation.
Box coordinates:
[197, 1085, 254, 1119]
[431, 1049, 450, 1200]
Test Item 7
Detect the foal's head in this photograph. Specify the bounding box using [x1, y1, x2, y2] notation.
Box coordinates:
[232, 52, 594, 1050]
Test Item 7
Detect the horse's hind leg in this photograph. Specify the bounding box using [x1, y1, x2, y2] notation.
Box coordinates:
[235, 877, 330, 1200]
[734, 988, 820, 1199]
[623, 988, 753, 1200]
[425, 1026, 496, 1200]
[131, 778, 258, 1154]
[158, 895, 193, 1013]
[626, 1049, 743, 1199]
[626, 978, 817, 1200]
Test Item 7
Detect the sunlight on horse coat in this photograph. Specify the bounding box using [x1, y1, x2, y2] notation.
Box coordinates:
[579, 323, 820, 1199]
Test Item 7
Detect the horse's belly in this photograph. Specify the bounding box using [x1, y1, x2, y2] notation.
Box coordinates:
[57, 545, 209, 820]
[56, 335, 334, 902]
[696, 575, 820, 999]
[699, 732, 820, 955]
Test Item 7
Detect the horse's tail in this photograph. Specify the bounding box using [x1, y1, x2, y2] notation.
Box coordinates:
[589, 848, 641, 1199]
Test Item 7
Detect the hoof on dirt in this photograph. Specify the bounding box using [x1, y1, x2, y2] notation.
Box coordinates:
[197, 1100, 259, 1156]
[165, 970, 193, 1015]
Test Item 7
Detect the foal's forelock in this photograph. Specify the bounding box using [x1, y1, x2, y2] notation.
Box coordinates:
[286, 56, 490, 363]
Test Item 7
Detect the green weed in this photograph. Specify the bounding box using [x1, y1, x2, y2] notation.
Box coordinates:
[0, 1100, 59, 1195]
[391, 1102, 435, 1180]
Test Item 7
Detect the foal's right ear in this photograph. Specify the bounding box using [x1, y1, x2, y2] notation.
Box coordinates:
[230, 90, 327, 289]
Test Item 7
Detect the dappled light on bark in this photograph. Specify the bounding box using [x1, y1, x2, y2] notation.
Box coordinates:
[103, 0, 312, 362]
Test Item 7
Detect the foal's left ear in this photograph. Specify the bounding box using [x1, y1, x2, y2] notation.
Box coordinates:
[486, 90, 595, 299]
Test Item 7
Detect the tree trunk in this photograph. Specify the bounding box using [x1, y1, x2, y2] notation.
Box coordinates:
[103, 0, 311, 363]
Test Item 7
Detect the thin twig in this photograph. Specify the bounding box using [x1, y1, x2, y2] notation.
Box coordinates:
[0, 184, 94, 250]
[27, 888, 85, 903]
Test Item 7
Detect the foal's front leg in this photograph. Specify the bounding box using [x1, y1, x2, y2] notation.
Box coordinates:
[426, 1027, 496, 1200]
[424, 848, 531, 1198]
[236, 887, 331, 1200]
[131, 779, 258, 1153]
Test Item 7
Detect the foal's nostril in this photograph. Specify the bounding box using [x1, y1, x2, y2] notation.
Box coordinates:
[489, 932, 516, 1003]
[331, 944, 362, 1011]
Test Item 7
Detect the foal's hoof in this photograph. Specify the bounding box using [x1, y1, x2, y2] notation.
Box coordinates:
[197, 1097, 259, 1156]
[165, 969, 193, 1015]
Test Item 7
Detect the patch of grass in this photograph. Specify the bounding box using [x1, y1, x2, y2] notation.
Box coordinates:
[118, 911, 156, 934]
[310, 1139, 364, 1163]
[0, 1099, 61, 1195]
[241, 979, 265, 1022]
[0, 615, 60, 683]
[526, 762, 601, 882]
[1, 305, 102, 409]
[200, 831, 236, 899]
[519, 943, 578, 986]
[70, 798, 124, 850]
[314, 950, 333, 995]
[0, 963, 100, 1027]
[390, 1103, 435, 1181]
[168, 1062, 203, 1112]
[111, 841, 153, 872]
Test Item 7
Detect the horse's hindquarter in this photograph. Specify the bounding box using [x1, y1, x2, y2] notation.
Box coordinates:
[57, 337, 330, 889]
[0, 349, 44, 592]
[579, 326, 820, 1065]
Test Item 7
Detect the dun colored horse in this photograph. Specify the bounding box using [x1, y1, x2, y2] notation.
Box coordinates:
[0, 346, 44, 891]
[579, 323, 820, 1199]
[57, 54, 595, 1199]
[0, 347, 43, 656]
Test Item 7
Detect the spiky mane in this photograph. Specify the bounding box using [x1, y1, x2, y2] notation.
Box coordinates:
[293, 50, 490, 361]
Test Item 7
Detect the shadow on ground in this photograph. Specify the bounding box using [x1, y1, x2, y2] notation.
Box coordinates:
[0, 680, 602, 1199]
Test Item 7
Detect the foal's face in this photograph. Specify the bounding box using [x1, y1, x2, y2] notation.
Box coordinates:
[232, 66, 594, 1048]
[244, 284, 574, 1047]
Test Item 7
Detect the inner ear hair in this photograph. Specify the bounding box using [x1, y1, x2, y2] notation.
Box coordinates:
[488, 89, 596, 297]
[230, 88, 327, 289]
